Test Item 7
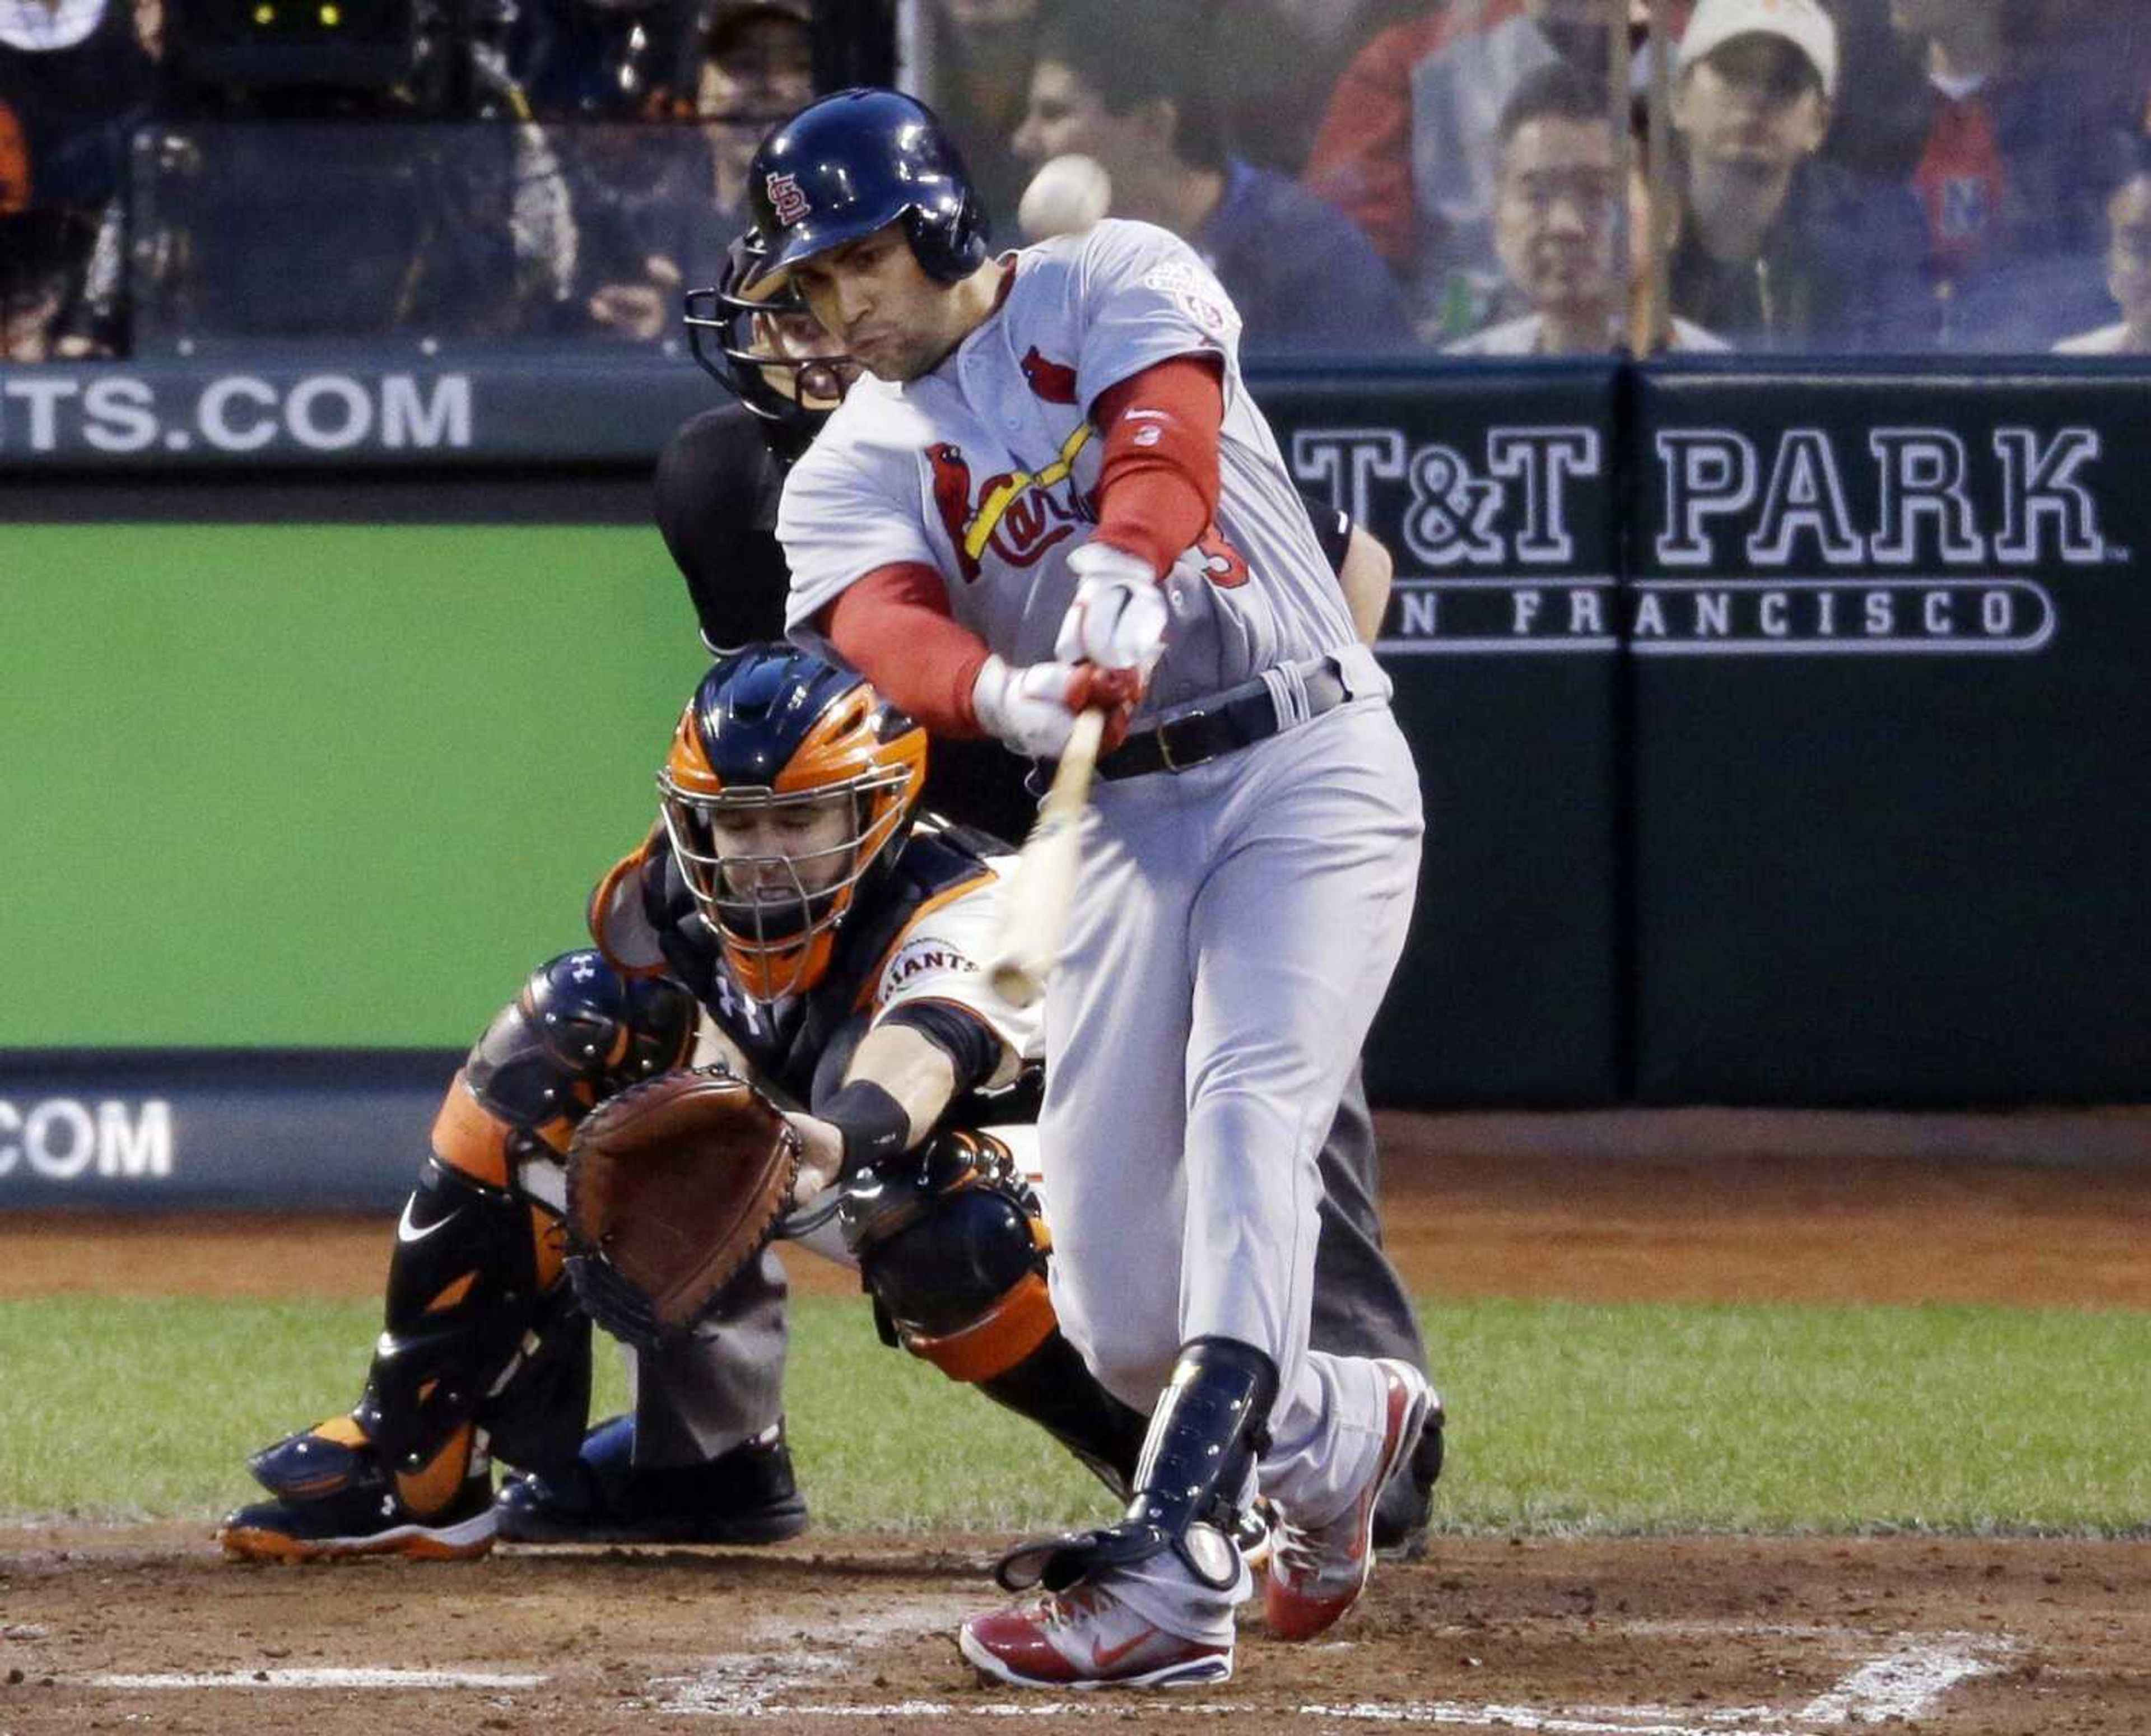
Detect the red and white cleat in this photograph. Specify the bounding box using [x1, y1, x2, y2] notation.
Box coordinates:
[958, 1580, 1232, 1690]
[1263, 1357, 1431, 1641]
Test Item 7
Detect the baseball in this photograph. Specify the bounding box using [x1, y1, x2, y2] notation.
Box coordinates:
[1018, 153, 1112, 241]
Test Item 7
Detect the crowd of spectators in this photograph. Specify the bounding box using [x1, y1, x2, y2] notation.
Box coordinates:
[1007, 0, 1409, 351]
[1, 0, 2147, 360]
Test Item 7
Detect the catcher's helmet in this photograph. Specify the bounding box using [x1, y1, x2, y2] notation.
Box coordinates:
[744, 86, 988, 291]
[683, 229, 856, 464]
[658, 643, 927, 1002]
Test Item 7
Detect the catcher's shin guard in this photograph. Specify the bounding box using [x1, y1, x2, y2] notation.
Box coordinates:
[223, 1156, 570, 1562]
[352, 1154, 573, 1513]
[994, 1337, 1278, 1595]
[839, 1129, 1058, 1381]
[227, 955, 691, 1550]
[360, 951, 693, 1499]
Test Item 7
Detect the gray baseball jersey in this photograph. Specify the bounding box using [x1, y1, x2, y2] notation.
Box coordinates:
[780, 220, 1359, 713]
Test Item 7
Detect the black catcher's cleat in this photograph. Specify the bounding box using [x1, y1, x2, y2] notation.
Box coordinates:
[493, 1415, 808, 1546]
[219, 1473, 496, 1563]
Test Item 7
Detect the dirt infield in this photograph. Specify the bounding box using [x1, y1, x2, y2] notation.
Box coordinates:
[2, 1529, 2144, 1735]
[4, 1108, 2148, 1733]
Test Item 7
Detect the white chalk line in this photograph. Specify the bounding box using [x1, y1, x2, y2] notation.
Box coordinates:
[66, 1621, 2012, 1728]
[1301, 1709, 1784, 1734]
[652, 1629, 2012, 1729]
[649, 1597, 974, 1716]
[1795, 1633, 2005, 1724]
[737, 1600, 975, 1649]
[665, 1705, 1768, 1732]
[88, 1668, 546, 1691]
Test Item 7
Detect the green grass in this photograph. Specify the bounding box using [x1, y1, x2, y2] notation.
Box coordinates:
[1438, 1298, 2150, 1534]
[1, 1295, 2144, 1535]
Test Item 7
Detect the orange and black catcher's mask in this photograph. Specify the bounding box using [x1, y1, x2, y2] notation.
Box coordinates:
[658, 643, 926, 1002]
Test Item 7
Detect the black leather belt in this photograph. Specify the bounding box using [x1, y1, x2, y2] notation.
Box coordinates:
[1097, 662, 1352, 780]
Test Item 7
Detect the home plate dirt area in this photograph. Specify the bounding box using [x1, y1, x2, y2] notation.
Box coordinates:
[3, 1107, 2148, 1734]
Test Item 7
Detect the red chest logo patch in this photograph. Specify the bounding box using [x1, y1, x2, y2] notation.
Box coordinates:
[1019, 347, 1080, 405]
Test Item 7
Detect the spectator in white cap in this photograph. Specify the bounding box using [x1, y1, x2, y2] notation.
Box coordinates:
[1669, 0, 1929, 350]
[1680, 0, 1839, 102]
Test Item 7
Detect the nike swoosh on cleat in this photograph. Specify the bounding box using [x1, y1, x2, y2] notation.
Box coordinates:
[1088, 1625, 1162, 1672]
[397, 1200, 459, 1245]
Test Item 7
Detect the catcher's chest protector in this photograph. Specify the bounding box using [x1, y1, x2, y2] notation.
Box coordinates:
[649, 825, 999, 1101]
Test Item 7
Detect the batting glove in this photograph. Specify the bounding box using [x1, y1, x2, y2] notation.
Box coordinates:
[1055, 541, 1170, 672]
[971, 655, 1140, 760]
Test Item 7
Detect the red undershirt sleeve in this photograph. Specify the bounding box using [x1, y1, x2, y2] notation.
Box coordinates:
[1089, 355, 1225, 577]
[816, 357, 1224, 724]
[818, 564, 992, 737]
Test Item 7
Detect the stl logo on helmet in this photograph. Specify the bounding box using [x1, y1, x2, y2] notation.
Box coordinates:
[766, 172, 811, 227]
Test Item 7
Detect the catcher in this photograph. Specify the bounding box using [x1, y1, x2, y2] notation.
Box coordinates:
[219, 642, 1166, 1561]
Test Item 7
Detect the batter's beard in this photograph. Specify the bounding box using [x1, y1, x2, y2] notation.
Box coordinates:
[863, 328, 969, 384]
[879, 350, 941, 384]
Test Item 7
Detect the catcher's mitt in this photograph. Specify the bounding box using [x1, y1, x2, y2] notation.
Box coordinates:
[564, 1065, 800, 1346]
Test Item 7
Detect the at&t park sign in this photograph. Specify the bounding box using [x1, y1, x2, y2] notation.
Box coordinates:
[1291, 417, 2122, 658]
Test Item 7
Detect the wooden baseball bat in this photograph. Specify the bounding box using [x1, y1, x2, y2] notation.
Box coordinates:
[987, 708, 1107, 1008]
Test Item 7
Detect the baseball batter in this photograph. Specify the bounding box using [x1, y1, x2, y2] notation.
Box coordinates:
[639, 240, 1441, 1554]
[751, 89, 1430, 1687]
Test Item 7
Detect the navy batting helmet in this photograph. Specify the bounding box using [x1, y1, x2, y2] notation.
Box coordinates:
[744, 86, 988, 290]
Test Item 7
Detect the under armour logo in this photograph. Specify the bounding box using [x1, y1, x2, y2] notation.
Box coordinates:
[570, 958, 597, 982]
[766, 171, 811, 227]
[715, 972, 763, 1035]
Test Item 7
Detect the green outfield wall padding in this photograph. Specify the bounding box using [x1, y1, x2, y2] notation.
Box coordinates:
[3, 523, 707, 1048]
